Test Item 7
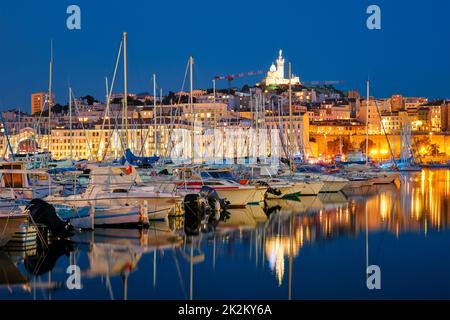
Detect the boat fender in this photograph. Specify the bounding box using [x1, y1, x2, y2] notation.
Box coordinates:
[140, 201, 149, 226]
[214, 200, 221, 221]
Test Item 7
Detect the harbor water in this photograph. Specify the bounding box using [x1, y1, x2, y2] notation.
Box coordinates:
[1, 169, 450, 300]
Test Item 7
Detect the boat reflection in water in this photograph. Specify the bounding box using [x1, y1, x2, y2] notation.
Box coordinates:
[2, 170, 450, 299]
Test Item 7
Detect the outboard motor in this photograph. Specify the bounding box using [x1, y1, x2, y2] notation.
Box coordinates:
[183, 186, 230, 236]
[26, 199, 75, 239]
[199, 186, 230, 221]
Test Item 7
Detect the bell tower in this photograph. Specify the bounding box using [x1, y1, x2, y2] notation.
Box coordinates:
[276, 49, 285, 80]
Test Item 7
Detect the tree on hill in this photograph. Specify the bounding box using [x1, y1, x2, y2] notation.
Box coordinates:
[81, 95, 99, 105]
[359, 139, 376, 153]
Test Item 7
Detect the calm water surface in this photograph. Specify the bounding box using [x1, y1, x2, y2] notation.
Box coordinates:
[2, 169, 450, 300]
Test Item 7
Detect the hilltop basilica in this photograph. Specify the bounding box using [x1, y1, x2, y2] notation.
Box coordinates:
[263, 49, 301, 86]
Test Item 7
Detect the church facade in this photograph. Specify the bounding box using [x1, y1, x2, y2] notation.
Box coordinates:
[263, 50, 301, 86]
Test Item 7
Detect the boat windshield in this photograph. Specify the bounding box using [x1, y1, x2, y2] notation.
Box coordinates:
[297, 166, 323, 173]
[204, 171, 235, 180]
[200, 172, 213, 179]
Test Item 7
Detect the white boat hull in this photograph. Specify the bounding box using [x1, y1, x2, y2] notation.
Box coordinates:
[94, 206, 149, 226]
[320, 181, 349, 193]
[47, 193, 180, 221]
[370, 172, 400, 184]
[215, 187, 264, 207]
[344, 179, 374, 189]
[178, 185, 265, 207]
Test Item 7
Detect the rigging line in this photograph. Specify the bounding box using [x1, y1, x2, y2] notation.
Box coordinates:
[137, 76, 159, 158]
[162, 59, 191, 161]
[33, 95, 50, 156]
[137, 107, 144, 156]
[96, 39, 124, 160]
[70, 89, 95, 160]
[372, 208, 390, 266]
[373, 99, 398, 168]
[101, 107, 121, 161]
[173, 250, 188, 300]
[100, 89, 130, 161]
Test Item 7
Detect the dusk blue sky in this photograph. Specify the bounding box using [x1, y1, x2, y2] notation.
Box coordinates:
[0, 0, 449, 110]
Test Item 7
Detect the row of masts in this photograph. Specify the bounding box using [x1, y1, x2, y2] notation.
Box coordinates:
[33, 33, 302, 165]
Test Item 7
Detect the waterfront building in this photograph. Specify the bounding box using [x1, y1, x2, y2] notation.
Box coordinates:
[380, 110, 419, 133]
[308, 103, 351, 122]
[294, 88, 317, 103]
[390, 94, 404, 112]
[176, 90, 207, 98]
[440, 101, 450, 132]
[404, 97, 428, 112]
[30, 92, 53, 115]
[420, 101, 444, 132]
[357, 98, 389, 134]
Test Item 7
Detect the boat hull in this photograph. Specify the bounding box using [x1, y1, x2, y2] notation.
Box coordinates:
[266, 181, 323, 198]
[215, 187, 264, 207]
[94, 206, 149, 227]
[319, 181, 349, 193]
[371, 172, 400, 184]
[47, 193, 180, 221]
[0, 215, 28, 247]
[178, 185, 265, 207]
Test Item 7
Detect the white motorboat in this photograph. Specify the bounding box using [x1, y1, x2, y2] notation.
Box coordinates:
[46, 165, 181, 221]
[176, 179, 266, 207]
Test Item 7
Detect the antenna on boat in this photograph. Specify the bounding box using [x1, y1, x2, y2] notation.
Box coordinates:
[123, 32, 129, 149]
[288, 62, 294, 174]
[160, 87, 163, 157]
[153, 73, 157, 156]
[48, 40, 53, 155]
[365, 79, 370, 164]
[189, 56, 194, 164]
[69, 87, 73, 160]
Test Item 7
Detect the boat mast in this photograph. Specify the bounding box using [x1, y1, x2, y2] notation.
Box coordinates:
[189, 56, 194, 163]
[213, 79, 217, 162]
[153, 73, 157, 155]
[288, 62, 294, 174]
[105, 77, 110, 160]
[123, 32, 129, 149]
[48, 41, 53, 155]
[160, 87, 163, 157]
[365, 79, 369, 164]
[69, 87, 73, 160]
